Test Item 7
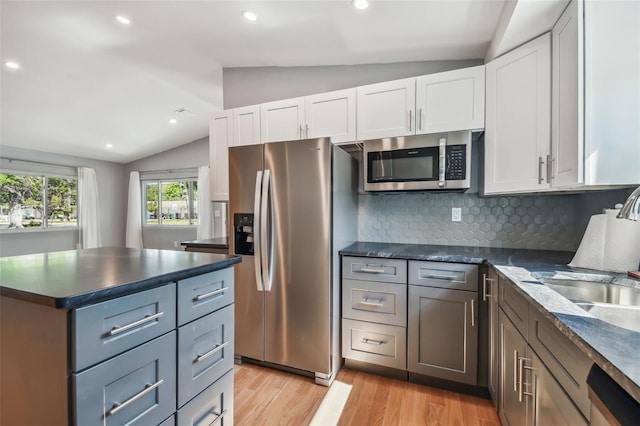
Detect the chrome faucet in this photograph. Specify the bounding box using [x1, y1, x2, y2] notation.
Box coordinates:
[617, 186, 640, 221]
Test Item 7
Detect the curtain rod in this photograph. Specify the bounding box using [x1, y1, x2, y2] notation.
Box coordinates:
[138, 166, 202, 174]
[0, 157, 83, 169]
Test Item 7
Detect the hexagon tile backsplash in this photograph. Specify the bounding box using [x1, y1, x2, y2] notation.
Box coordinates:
[358, 192, 579, 251]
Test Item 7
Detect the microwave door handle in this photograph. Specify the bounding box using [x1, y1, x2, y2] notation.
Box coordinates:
[438, 138, 446, 188]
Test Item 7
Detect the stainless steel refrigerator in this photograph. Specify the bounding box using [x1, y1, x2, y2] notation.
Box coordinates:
[228, 137, 357, 385]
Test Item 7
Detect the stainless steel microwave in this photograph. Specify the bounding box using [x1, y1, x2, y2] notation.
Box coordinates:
[363, 131, 471, 191]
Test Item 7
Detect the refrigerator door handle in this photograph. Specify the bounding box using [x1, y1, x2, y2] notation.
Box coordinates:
[253, 171, 264, 292]
[261, 169, 273, 292]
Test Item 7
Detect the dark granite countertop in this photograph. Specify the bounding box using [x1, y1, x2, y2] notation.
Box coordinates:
[0, 247, 241, 309]
[181, 237, 229, 249]
[340, 241, 640, 404]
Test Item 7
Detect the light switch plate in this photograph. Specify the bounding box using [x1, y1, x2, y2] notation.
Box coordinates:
[452, 207, 462, 222]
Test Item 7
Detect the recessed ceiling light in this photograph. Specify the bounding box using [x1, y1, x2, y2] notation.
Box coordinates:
[105, 144, 113, 149]
[242, 10, 258, 22]
[4, 61, 20, 70]
[352, 0, 370, 10]
[169, 118, 177, 124]
[116, 15, 131, 25]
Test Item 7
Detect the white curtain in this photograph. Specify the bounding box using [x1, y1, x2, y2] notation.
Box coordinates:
[78, 167, 102, 248]
[126, 171, 143, 248]
[197, 166, 214, 240]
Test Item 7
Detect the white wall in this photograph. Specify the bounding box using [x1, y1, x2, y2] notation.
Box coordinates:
[223, 60, 483, 109]
[0, 146, 127, 256]
[125, 137, 209, 250]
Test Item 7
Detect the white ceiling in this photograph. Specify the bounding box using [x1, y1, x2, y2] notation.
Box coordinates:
[1, 0, 560, 164]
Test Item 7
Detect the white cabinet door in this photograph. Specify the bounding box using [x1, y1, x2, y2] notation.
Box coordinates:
[305, 88, 356, 144]
[233, 105, 261, 146]
[356, 78, 416, 140]
[260, 97, 305, 143]
[416, 66, 485, 134]
[209, 111, 233, 201]
[552, 0, 583, 188]
[484, 33, 551, 195]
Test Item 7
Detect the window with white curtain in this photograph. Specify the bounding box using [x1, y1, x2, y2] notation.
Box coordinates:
[141, 175, 199, 227]
[0, 166, 78, 230]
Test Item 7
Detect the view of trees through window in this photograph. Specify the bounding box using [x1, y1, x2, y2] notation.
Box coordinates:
[0, 173, 77, 229]
[144, 180, 198, 226]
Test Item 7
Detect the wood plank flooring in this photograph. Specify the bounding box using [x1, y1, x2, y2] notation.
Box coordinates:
[234, 363, 501, 425]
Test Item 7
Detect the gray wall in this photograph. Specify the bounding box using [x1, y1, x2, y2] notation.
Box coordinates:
[125, 137, 209, 250]
[0, 146, 127, 257]
[223, 60, 483, 109]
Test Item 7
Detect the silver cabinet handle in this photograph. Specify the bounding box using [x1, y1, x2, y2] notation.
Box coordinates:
[422, 273, 454, 281]
[362, 338, 386, 345]
[471, 299, 476, 327]
[299, 125, 304, 139]
[538, 156, 545, 184]
[305, 124, 310, 138]
[194, 287, 229, 302]
[108, 312, 164, 336]
[418, 108, 423, 131]
[513, 350, 519, 392]
[438, 137, 446, 188]
[517, 357, 534, 402]
[253, 171, 264, 292]
[196, 341, 229, 363]
[359, 266, 385, 274]
[209, 409, 228, 426]
[547, 154, 553, 182]
[482, 274, 494, 301]
[360, 298, 385, 307]
[409, 110, 413, 131]
[107, 379, 164, 417]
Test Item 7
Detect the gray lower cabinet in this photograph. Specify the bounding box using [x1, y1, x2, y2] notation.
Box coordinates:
[177, 370, 233, 426]
[408, 285, 478, 385]
[499, 301, 587, 426]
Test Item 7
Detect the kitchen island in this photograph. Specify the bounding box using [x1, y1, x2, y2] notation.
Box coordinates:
[0, 247, 241, 425]
[341, 242, 640, 423]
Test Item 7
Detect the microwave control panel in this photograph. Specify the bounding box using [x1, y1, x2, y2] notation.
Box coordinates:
[445, 145, 467, 180]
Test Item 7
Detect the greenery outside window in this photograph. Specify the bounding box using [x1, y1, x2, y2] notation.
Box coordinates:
[0, 173, 78, 229]
[143, 179, 198, 226]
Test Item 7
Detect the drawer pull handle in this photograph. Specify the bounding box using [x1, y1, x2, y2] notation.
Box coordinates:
[209, 409, 228, 426]
[421, 273, 455, 281]
[196, 341, 229, 363]
[360, 298, 385, 307]
[361, 338, 386, 346]
[107, 379, 164, 417]
[108, 312, 164, 336]
[194, 287, 229, 302]
[360, 267, 386, 274]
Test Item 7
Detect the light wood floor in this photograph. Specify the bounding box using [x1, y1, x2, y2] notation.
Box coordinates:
[234, 363, 501, 425]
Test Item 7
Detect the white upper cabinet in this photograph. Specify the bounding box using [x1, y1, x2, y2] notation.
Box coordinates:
[305, 88, 356, 144]
[209, 111, 233, 201]
[260, 97, 305, 143]
[233, 105, 261, 147]
[415, 66, 485, 134]
[356, 78, 416, 140]
[484, 33, 551, 195]
[552, 0, 640, 188]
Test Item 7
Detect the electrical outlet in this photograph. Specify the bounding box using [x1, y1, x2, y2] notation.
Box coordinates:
[452, 207, 462, 222]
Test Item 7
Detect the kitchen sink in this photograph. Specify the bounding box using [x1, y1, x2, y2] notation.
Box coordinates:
[540, 279, 640, 333]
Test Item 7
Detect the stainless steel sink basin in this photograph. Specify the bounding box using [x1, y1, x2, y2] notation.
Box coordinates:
[575, 303, 640, 333]
[540, 279, 640, 332]
[542, 279, 640, 306]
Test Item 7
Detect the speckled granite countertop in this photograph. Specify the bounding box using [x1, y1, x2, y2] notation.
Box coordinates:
[0, 247, 241, 309]
[340, 241, 640, 404]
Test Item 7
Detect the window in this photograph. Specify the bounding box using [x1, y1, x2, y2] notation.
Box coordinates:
[143, 179, 198, 226]
[0, 173, 78, 229]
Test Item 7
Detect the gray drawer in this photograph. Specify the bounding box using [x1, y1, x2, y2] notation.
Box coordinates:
[528, 307, 592, 420]
[72, 284, 176, 371]
[160, 415, 175, 426]
[178, 305, 234, 408]
[178, 268, 234, 326]
[177, 369, 234, 426]
[342, 318, 406, 370]
[499, 279, 529, 339]
[342, 279, 407, 327]
[342, 256, 407, 284]
[73, 331, 177, 426]
[408, 261, 478, 291]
